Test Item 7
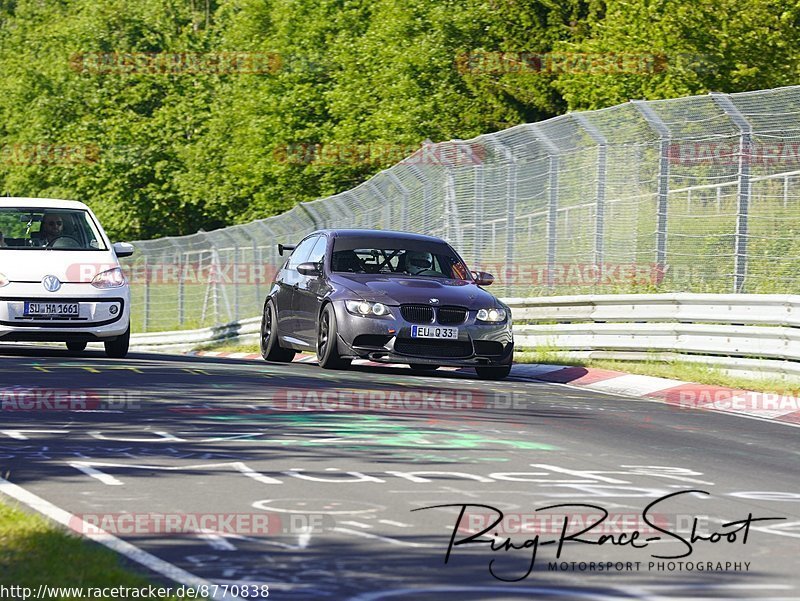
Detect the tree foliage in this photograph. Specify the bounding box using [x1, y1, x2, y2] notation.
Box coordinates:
[0, 0, 795, 240]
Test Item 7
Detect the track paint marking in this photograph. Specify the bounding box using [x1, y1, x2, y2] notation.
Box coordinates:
[68, 461, 284, 486]
[81, 367, 102, 373]
[32, 366, 51, 372]
[340, 521, 373, 529]
[332, 527, 436, 548]
[197, 531, 238, 551]
[297, 526, 313, 549]
[378, 520, 412, 527]
[0, 477, 237, 600]
[88, 431, 184, 443]
[1, 430, 69, 440]
[71, 463, 124, 486]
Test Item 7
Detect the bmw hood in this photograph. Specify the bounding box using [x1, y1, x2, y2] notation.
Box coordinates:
[0, 249, 120, 283]
[333, 273, 502, 309]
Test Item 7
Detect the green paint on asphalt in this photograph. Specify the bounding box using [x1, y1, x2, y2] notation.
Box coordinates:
[206, 413, 556, 451]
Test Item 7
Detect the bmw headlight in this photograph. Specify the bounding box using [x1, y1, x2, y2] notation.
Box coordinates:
[345, 300, 393, 318]
[91, 267, 126, 289]
[0, 272, 8, 287]
[476, 307, 507, 323]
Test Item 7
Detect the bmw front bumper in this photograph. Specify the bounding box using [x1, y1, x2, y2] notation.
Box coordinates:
[331, 301, 513, 367]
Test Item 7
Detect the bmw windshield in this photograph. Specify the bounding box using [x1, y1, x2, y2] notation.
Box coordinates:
[0, 207, 108, 250]
[331, 237, 471, 279]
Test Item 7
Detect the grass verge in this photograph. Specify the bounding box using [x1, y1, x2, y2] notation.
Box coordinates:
[194, 342, 260, 354]
[0, 499, 192, 598]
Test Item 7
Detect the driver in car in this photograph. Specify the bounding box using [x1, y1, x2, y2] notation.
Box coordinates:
[38, 212, 66, 246]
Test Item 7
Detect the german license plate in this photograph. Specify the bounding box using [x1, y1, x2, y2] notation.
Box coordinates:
[24, 302, 79, 317]
[410, 325, 458, 339]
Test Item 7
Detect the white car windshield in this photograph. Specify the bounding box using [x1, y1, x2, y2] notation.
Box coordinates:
[0, 207, 108, 250]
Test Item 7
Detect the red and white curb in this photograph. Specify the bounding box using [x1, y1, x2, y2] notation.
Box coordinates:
[512, 364, 800, 427]
[185, 351, 800, 427]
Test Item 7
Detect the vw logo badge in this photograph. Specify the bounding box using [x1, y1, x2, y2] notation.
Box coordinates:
[429, 298, 439, 304]
[42, 275, 61, 292]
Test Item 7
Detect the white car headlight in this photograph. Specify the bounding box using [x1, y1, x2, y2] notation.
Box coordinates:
[476, 307, 507, 323]
[0, 272, 8, 287]
[91, 267, 126, 289]
[345, 300, 393, 318]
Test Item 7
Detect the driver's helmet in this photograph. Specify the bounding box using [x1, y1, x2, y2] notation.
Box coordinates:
[405, 250, 433, 271]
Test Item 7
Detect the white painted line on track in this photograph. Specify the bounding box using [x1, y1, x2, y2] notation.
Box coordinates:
[332, 527, 437, 548]
[0, 477, 239, 601]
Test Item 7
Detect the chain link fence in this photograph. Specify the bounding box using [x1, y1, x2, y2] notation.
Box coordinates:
[122, 85, 800, 332]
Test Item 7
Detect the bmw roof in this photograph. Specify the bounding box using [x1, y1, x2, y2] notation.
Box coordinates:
[313, 229, 449, 244]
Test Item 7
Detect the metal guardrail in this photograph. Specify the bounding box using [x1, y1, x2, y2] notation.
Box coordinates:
[125, 293, 800, 380]
[125, 317, 261, 353]
[511, 293, 800, 380]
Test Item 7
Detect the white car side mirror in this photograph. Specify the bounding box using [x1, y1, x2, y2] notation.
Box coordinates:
[113, 242, 135, 258]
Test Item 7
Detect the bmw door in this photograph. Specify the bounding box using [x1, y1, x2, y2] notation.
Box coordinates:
[274, 235, 318, 341]
[293, 235, 330, 344]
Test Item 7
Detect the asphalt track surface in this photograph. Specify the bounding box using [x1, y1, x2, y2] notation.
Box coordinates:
[0, 345, 798, 600]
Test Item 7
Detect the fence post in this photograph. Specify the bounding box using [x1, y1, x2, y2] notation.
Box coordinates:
[256, 220, 279, 295]
[168, 240, 184, 327]
[528, 127, 561, 291]
[711, 92, 753, 293]
[220, 230, 243, 321]
[487, 137, 519, 295]
[632, 100, 672, 282]
[142, 255, 150, 332]
[367, 181, 391, 230]
[387, 172, 410, 232]
[238, 226, 260, 316]
[573, 114, 607, 268]
[298, 201, 321, 230]
[406, 163, 432, 234]
[473, 163, 485, 271]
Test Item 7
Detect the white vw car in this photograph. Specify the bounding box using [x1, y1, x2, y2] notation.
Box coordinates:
[0, 198, 134, 357]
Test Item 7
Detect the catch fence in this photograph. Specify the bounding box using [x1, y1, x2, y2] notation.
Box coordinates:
[123, 86, 800, 332]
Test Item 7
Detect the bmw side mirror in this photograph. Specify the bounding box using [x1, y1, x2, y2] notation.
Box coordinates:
[113, 242, 135, 258]
[472, 270, 494, 286]
[297, 262, 322, 277]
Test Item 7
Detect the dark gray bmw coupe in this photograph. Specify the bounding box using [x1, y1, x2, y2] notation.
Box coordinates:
[259, 229, 513, 379]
